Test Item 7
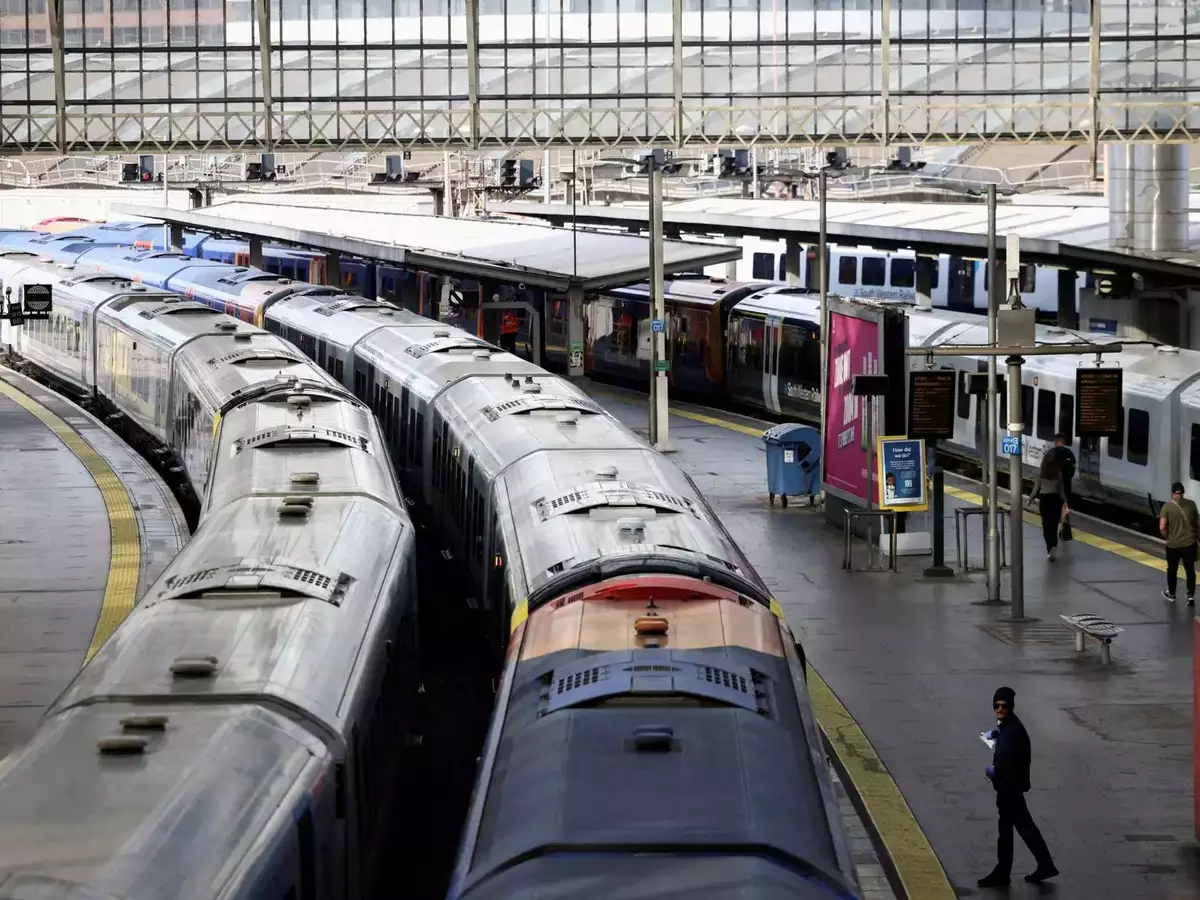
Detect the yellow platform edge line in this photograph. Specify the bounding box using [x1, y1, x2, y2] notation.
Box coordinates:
[0, 377, 141, 665]
[806, 665, 957, 900]
[942, 484, 1166, 572]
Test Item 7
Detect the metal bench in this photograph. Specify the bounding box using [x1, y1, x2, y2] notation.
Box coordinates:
[1059, 613, 1124, 665]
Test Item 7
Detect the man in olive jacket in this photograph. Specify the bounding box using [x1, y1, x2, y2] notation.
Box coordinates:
[978, 686, 1058, 887]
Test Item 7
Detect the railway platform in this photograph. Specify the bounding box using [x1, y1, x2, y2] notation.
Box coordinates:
[588, 381, 1199, 900]
[0, 367, 189, 758]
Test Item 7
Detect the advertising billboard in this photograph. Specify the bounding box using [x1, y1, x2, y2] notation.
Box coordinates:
[822, 309, 880, 504]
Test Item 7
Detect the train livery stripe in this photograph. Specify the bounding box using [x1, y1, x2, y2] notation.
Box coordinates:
[805, 665, 956, 900]
[0, 377, 141, 665]
[510, 598, 529, 633]
[941, 485, 1167, 571]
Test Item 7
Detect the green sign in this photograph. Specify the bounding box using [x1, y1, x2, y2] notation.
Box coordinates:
[653, 359, 670, 373]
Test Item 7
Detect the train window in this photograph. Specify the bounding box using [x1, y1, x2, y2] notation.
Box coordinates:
[890, 258, 915, 288]
[1058, 394, 1074, 443]
[1021, 384, 1033, 435]
[861, 257, 885, 286]
[1191, 425, 1200, 481]
[1107, 405, 1124, 459]
[838, 256, 857, 284]
[1127, 407, 1149, 466]
[957, 371, 970, 420]
[1036, 389, 1056, 441]
[752, 253, 774, 280]
[334, 358, 344, 382]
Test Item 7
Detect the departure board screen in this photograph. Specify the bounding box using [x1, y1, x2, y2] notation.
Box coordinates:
[1075, 368, 1123, 438]
[907, 370, 956, 440]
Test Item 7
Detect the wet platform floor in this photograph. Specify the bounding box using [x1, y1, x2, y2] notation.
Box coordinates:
[588, 382, 1200, 900]
[0, 368, 189, 757]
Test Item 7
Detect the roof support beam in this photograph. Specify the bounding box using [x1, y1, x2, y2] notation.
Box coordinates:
[48, 0, 65, 152]
[672, 0, 683, 145]
[257, 0, 275, 150]
[466, 0, 481, 147]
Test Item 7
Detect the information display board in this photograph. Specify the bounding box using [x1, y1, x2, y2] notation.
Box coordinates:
[1075, 367, 1123, 438]
[907, 370, 956, 440]
[877, 437, 929, 511]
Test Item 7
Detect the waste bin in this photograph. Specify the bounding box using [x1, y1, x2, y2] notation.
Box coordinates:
[762, 423, 821, 507]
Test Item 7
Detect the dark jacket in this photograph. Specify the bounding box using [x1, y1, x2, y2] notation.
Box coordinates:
[1047, 445, 1076, 482]
[991, 713, 1032, 794]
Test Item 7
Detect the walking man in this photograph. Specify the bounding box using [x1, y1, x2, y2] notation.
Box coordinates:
[1160, 481, 1199, 605]
[1047, 433, 1076, 502]
[978, 686, 1058, 888]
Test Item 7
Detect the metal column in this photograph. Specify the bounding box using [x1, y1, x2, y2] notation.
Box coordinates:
[649, 159, 671, 452]
[249, 237, 264, 270]
[817, 169, 830, 490]
[985, 185, 1001, 604]
[49, 0, 66, 152]
[465, 0, 480, 146]
[543, 150, 552, 203]
[1005, 354, 1029, 620]
[672, 0, 683, 144]
[566, 284, 585, 380]
[785, 239, 801, 286]
[328, 251, 342, 290]
[256, 0, 273, 148]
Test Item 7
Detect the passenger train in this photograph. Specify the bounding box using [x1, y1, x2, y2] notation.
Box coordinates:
[0, 244, 860, 895]
[3, 220, 1195, 518]
[0, 251, 420, 898]
[711, 236, 1087, 316]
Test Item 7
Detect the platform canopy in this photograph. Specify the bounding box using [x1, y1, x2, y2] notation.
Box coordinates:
[112, 201, 742, 292]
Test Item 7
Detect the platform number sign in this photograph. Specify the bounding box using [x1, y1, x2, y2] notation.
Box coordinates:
[21, 284, 52, 321]
[651, 319, 665, 333]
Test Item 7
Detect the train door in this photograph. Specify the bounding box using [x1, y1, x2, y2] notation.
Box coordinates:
[234, 251, 249, 267]
[315, 338, 328, 374]
[946, 257, 975, 312]
[761, 315, 782, 414]
[311, 257, 327, 285]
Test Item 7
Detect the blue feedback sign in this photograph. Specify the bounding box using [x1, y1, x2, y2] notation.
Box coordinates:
[651, 319, 665, 333]
[876, 437, 928, 512]
[1001, 435, 1022, 456]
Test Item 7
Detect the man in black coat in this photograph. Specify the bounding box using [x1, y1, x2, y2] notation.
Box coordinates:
[1048, 434, 1076, 501]
[978, 686, 1058, 887]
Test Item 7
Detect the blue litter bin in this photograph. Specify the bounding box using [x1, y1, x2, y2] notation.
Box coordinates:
[762, 423, 821, 507]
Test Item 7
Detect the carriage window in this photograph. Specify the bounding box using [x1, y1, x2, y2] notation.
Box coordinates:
[752, 252, 775, 280]
[1191, 424, 1200, 481]
[1107, 405, 1125, 459]
[1022, 385, 1034, 435]
[890, 258, 915, 288]
[1036, 389, 1056, 441]
[861, 257, 885, 286]
[1127, 407, 1149, 466]
[838, 256, 857, 284]
[1058, 394, 1074, 443]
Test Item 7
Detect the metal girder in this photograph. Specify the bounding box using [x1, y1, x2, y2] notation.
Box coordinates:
[5, 98, 1200, 156]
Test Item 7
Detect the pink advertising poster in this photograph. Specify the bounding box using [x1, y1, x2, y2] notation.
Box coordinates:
[822, 310, 880, 503]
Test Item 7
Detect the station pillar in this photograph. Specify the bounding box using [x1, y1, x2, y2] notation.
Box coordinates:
[327, 250, 342, 290]
[362, 262, 377, 300]
[567, 284, 585, 379]
[1057, 269, 1079, 329]
[248, 236, 264, 269]
[168, 223, 184, 252]
[785, 239, 802, 286]
[722, 234, 739, 280]
[916, 256, 937, 307]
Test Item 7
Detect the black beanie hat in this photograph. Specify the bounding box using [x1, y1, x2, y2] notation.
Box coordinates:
[993, 686, 1016, 708]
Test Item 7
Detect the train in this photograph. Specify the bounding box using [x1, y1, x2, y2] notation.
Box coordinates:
[706, 234, 1087, 316]
[0, 244, 859, 895]
[2, 219, 1193, 519]
[0, 251, 420, 898]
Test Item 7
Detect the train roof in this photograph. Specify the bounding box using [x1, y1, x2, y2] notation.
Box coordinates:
[0, 703, 329, 900]
[267, 295, 432, 351]
[70, 247, 215, 285]
[355, 329, 533, 403]
[54, 493, 413, 745]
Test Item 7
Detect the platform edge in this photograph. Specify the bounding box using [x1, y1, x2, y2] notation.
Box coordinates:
[807, 664, 957, 900]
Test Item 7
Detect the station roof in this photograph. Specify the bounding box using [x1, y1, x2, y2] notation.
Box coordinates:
[111, 201, 741, 292]
[491, 197, 1200, 282]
